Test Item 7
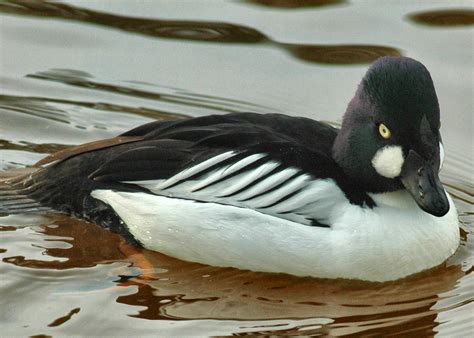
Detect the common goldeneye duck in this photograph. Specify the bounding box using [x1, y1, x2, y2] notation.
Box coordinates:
[0, 56, 459, 282]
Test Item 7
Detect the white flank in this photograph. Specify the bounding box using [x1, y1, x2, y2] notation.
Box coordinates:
[107, 151, 460, 281]
[122, 153, 329, 225]
[91, 188, 460, 282]
[371, 145, 404, 178]
[129, 165, 341, 225]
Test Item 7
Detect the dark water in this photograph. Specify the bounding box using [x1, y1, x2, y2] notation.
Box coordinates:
[0, 1, 473, 336]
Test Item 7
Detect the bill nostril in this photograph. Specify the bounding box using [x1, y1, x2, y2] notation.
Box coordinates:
[418, 184, 424, 198]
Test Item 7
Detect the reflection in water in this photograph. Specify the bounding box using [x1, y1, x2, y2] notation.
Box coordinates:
[2, 216, 125, 269]
[408, 9, 474, 27]
[245, 0, 346, 9]
[0, 139, 76, 157]
[27, 69, 276, 114]
[0, 215, 468, 335]
[0, 95, 69, 124]
[0, 93, 186, 123]
[0, 0, 267, 43]
[287, 44, 401, 65]
[0, 0, 401, 65]
[48, 307, 81, 327]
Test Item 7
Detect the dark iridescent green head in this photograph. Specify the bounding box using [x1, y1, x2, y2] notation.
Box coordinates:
[362, 56, 440, 140]
[333, 56, 448, 216]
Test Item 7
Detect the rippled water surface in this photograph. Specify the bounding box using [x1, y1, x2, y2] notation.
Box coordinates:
[0, 1, 473, 336]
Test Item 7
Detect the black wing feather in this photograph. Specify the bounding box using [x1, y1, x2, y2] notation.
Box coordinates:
[0, 112, 374, 233]
[90, 142, 192, 182]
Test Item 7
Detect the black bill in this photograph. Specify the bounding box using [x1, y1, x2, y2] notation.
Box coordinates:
[400, 149, 449, 217]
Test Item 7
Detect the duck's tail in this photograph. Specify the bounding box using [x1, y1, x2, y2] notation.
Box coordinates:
[0, 169, 52, 215]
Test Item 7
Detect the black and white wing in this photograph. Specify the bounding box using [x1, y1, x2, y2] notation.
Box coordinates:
[1, 113, 373, 229]
[89, 113, 372, 226]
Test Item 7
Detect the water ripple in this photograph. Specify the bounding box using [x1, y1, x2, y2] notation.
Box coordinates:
[408, 9, 474, 27]
[286, 44, 401, 65]
[0, 0, 266, 43]
[0, 0, 402, 65]
[27, 69, 276, 114]
[0, 93, 186, 123]
[243, 0, 346, 9]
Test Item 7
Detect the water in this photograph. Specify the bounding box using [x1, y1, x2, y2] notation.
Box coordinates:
[0, 1, 472, 336]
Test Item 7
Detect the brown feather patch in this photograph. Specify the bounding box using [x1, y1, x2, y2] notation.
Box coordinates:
[34, 136, 144, 167]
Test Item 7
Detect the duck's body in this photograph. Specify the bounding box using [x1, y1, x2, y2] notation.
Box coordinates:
[0, 57, 460, 281]
[91, 189, 458, 282]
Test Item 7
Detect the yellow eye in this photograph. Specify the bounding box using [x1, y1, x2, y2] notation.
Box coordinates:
[378, 123, 391, 139]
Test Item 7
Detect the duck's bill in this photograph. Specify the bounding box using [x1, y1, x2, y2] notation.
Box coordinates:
[400, 150, 449, 217]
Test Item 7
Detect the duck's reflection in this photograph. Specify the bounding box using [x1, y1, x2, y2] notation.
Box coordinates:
[1, 214, 464, 335]
[115, 244, 462, 336]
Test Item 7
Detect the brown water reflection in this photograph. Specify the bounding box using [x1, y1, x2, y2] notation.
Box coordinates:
[2, 216, 124, 269]
[245, 0, 346, 9]
[48, 307, 80, 328]
[0, 215, 467, 336]
[0, 0, 401, 65]
[0, 0, 267, 43]
[287, 44, 401, 65]
[408, 9, 474, 27]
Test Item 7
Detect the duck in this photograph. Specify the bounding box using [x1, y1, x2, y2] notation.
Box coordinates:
[0, 56, 460, 282]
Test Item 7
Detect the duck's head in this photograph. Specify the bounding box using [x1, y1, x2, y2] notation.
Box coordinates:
[333, 56, 449, 217]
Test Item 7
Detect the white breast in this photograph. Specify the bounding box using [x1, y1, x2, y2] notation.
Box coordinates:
[91, 186, 460, 282]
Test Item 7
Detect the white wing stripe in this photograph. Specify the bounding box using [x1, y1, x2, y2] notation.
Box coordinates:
[264, 184, 320, 213]
[248, 174, 311, 209]
[155, 150, 237, 190]
[191, 153, 267, 192]
[216, 161, 280, 197]
[222, 153, 267, 175]
[283, 180, 345, 216]
[233, 167, 300, 201]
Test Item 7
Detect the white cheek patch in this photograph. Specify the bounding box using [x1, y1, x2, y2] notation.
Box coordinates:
[371, 145, 404, 178]
[439, 142, 445, 171]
